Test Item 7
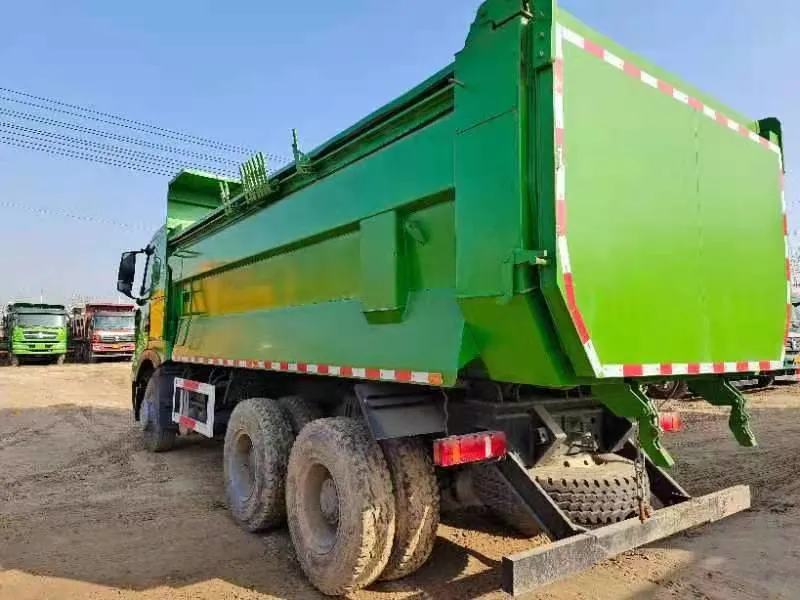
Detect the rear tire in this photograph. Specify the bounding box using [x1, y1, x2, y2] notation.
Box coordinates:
[378, 438, 440, 581]
[223, 397, 294, 532]
[756, 375, 775, 388]
[277, 395, 323, 435]
[286, 417, 395, 595]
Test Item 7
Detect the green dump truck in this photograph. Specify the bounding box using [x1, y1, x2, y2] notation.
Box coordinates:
[0, 302, 69, 366]
[115, 1, 787, 596]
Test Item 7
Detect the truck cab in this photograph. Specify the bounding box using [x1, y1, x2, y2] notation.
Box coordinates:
[69, 303, 137, 362]
[2, 303, 68, 366]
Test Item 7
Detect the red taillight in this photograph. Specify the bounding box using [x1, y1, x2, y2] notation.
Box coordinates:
[659, 412, 682, 432]
[91, 334, 99, 343]
[432, 431, 507, 467]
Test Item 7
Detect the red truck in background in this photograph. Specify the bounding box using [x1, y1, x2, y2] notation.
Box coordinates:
[69, 303, 136, 362]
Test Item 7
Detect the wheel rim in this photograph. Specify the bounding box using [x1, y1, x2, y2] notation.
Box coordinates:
[302, 463, 340, 554]
[231, 431, 256, 502]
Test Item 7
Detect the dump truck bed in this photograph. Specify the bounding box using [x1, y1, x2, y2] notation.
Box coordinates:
[162, 3, 786, 391]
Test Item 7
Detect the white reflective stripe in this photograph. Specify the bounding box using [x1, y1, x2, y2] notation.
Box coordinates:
[670, 364, 689, 375]
[602, 364, 624, 378]
[640, 71, 658, 88]
[557, 236, 572, 274]
[703, 105, 717, 120]
[672, 89, 689, 104]
[561, 27, 585, 48]
[727, 119, 740, 132]
[484, 435, 492, 458]
[641, 364, 660, 376]
[603, 50, 624, 69]
[379, 369, 394, 380]
[698, 363, 714, 374]
[724, 362, 737, 372]
[352, 367, 366, 378]
[584, 340, 602, 376]
[411, 371, 430, 384]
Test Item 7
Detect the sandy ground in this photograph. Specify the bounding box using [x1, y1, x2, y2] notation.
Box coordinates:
[0, 363, 799, 600]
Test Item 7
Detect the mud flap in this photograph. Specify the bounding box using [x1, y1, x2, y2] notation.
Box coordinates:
[501, 484, 751, 597]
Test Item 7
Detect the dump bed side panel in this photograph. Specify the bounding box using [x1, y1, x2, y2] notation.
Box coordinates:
[543, 15, 787, 378]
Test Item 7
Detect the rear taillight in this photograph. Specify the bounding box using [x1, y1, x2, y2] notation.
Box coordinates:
[659, 412, 682, 432]
[433, 431, 507, 467]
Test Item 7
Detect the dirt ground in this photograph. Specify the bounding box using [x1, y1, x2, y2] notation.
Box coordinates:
[1, 363, 798, 600]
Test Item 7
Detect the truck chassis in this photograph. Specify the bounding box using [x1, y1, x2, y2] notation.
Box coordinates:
[133, 362, 750, 597]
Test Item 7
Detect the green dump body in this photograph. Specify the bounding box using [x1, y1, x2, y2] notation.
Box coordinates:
[157, 1, 787, 391]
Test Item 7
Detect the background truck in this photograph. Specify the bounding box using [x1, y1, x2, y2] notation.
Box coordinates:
[69, 302, 136, 363]
[0, 302, 68, 366]
[115, 0, 786, 596]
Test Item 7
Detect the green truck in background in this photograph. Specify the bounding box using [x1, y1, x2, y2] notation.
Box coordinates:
[0, 302, 69, 366]
[115, 0, 787, 596]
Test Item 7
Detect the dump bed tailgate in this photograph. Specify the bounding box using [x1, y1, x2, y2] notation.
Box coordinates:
[545, 18, 787, 379]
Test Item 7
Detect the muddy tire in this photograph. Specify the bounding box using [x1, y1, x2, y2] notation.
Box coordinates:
[277, 395, 323, 435]
[472, 463, 543, 537]
[286, 417, 395, 595]
[532, 455, 651, 527]
[140, 373, 177, 453]
[756, 375, 775, 389]
[378, 438, 440, 581]
[223, 397, 294, 532]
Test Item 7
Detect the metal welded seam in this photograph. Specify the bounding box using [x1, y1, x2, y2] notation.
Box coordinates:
[554, 24, 786, 378]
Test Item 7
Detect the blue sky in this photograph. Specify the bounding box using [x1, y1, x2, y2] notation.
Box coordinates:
[0, 0, 796, 303]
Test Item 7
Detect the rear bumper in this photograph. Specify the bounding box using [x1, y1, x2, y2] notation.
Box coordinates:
[502, 484, 750, 596]
[92, 343, 135, 354]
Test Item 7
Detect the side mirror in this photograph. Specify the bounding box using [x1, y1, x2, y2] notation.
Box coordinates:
[117, 251, 138, 298]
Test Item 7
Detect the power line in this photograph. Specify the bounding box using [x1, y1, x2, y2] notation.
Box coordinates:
[0, 106, 243, 167]
[0, 87, 291, 163]
[0, 198, 156, 230]
[0, 121, 238, 177]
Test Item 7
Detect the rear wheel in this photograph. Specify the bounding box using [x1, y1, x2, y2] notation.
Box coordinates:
[277, 395, 323, 435]
[378, 438, 440, 581]
[286, 417, 395, 595]
[755, 375, 775, 388]
[223, 397, 294, 532]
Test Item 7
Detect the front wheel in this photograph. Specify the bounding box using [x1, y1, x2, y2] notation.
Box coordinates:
[139, 373, 177, 452]
[55, 354, 66, 365]
[286, 417, 395, 596]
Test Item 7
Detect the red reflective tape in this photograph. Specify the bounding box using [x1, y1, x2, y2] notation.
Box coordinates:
[316, 364, 329, 375]
[365, 368, 381, 380]
[340, 366, 353, 377]
[584, 39, 604, 58]
[786, 304, 793, 339]
[759, 137, 770, 149]
[738, 124, 750, 138]
[736, 361, 750, 372]
[622, 364, 643, 377]
[279, 361, 288, 371]
[657, 80, 673, 96]
[786, 258, 792, 281]
[715, 113, 729, 127]
[178, 415, 197, 431]
[297, 363, 308, 373]
[713, 363, 725, 374]
[759, 360, 772, 371]
[553, 58, 564, 94]
[687, 97, 703, 111]
[660, 363, 673, 376]
[563, 273, 590, 344]
[687, 363, 701, 375]
[180, 379, 201, 392]
[623, 61, 640, 78]
[556, 198, 567, 235]
[784, 214, 789, 236]
[555, 127, 565, 148]
[395, 370, 412, 383]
